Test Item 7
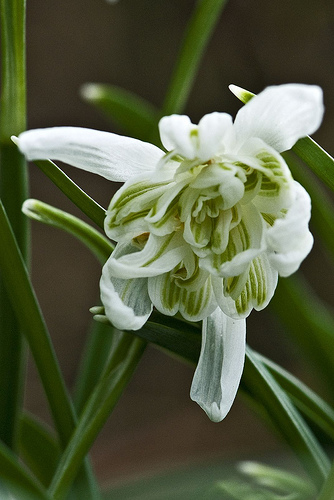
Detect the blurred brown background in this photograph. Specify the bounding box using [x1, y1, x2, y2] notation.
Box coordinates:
[24, 0, 334, 489]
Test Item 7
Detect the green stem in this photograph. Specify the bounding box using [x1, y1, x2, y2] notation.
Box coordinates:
[0, 200, 100, 498]
[0, 0, 28, 450]
[318, 462, 334, 500]
[162, 0, 229, 116]
[49, 333, 146, 500]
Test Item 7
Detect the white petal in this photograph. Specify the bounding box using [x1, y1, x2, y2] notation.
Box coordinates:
[233, 84, 324, 152]
[197, 112, 233, 160]
[159, 115, 196, 158]
[16, 127, 164, 181]
[100, 259, 152, 331]
[190, 308, 246, 422]
[212, 253, 279, 319]
[266, 182, 313, 276]
[106, 233, 186, 279]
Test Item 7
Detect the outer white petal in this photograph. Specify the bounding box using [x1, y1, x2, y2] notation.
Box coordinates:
[100, 261, 152, 331]
[159, 115, 198, 159]
[15, 127, 164, 181]
[233, 84, 324, 152]
[266, 182, 313, 276]
[190, 308, 246, 422]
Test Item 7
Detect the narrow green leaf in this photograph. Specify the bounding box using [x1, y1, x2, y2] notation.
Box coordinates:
[49, 333, 146, 500]
[131, 312, 330, 488]
[292, 137, 334, 193]
[0, 200, 101, 499]
[317, 460, 334, 500]
[23, 199, 113, 264]
[0, 0, 28, 449]
[0, 0, 26, 139]
[256, 353, 334, 442]
[74, 322, 120, 414]
[34, 159, 105, 229]
[270, 275, 334, 394]
[242, 348, 330, 488]
[81, 83, 158, 142]
[0, 438, 50, 499]
[162, 0, 229, 116]
[18, 413, 61, 488]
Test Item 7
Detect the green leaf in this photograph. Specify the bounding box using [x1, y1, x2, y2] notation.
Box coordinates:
[18, 413, 61, 488]
[292, 137, 334, 193]
[162, 0, 230, 116]
[23, 199, 113, 264]
[131, 312, 330, 488]
[256, 353, 334, 442]
[0, 438, 50, 499]
[0, 200, 101, 499]
[0, 0, 26, 139]
[81, 83, 158, 142]
[317, 460, 334, 500]
[242, 348, 330, 489]
[48, 333, 146, 500]
[74, 322, 123, 413]
[270, 275, 334, 395]
[0, 0, 28, 449]
[33, 159, 106, 229]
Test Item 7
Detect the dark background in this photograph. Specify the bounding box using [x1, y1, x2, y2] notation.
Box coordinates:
[24, 0, 334, 488]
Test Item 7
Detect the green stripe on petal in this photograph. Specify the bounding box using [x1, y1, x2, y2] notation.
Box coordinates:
[105, 177, 171, 239]
[202, 203, 265, 278]
[179, 275, 217, 321]
[147, 272, 181, 317]
[106, 233, 186, 279]
[213, 253, 278, 319]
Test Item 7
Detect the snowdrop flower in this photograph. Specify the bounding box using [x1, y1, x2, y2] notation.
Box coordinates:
[15, 84, 323, 422]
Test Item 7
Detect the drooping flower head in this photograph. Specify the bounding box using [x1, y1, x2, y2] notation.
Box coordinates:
[15, 84, 324, 422]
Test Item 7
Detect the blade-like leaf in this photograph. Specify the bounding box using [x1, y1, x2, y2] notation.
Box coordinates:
[48, 333, 146, 500]
[23, 199, 113, 264]
[0, 200, 101, 499]
[162, 0, 229, 116]
[0, 438, 50, 499]
[270, 275, 334, 394]
[81, 83, 158, 142]
[34, 159, 105, 229]
[134, 313, 330, 488]
[242, 348, 330, 488]
[18, 413, 61, 488]
[256, 353, 334, 442]
[293, 137, 334, 193]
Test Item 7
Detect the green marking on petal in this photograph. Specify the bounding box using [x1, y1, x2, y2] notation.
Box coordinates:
[234, 254, 270, 315]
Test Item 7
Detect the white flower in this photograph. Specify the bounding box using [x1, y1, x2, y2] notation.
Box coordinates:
[15, 84, 323, 422]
